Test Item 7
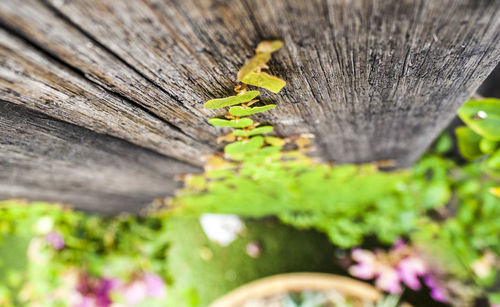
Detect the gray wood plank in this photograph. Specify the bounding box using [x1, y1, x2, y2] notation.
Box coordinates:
[0, 0, 219, 143]
[0, 100, 200, 213]
[36, 0, 500, 166]
[0, 27, 210, 165]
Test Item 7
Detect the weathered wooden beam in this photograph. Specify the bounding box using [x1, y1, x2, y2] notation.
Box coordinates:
[0, 27, 210, 165]
[0, 0, 219, 143]
[0, 100, 200, 213]
[1, 0, 499, 167]
[32, 0, 500, 166]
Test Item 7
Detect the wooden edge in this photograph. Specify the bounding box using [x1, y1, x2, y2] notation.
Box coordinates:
[209, 273, 382, 307]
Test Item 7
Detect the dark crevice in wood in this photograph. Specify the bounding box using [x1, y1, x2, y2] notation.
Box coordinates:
[39, 0, 213, 148]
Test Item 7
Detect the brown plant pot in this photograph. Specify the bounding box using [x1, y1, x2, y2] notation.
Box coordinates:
[210, 272, 382, 307]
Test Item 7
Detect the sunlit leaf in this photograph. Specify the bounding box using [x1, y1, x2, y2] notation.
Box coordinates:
[233, 126, 274, 137]
[241, 72, 286, 93]
[224, 136, 264, 155]
[208, 117, 253, 128]
[455, 126, 483, 160]
[237, 53, 271, 82]
[229, 104, 276, 117]
[256, 40, 283, 53]
[458, 98, 500, 140]
[487, 149, 500, 169]
[490, 187, 500, 197]
[265, 136, 286, 147]
[479, 138, 499, 154]
[204, 91, 260, 109]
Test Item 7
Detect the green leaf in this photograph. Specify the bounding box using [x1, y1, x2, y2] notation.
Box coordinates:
[233, 126, 274, 137]
[458, 98, 500, 140]
[229, 104, 276, 117]
[256, 40, 283, 53]
[237, 53, 271, 82]
[224, 136, 264, 155]
[241, 72, 286, 93]
[490, 292, 500, 304]
[487, 149, 500, 169]
[479, 138, 499, 154]
[204, 91, 260, 109]
[455, 126, 483, 160]
[208, 117, 253, 128]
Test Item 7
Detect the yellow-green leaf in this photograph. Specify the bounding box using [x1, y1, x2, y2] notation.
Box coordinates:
[455, 126, 483, 160]
[487, 149, 500, 169]
[224, 136, 264, 156]
[458, 98, 500, 140]
[204, 91, 260, 109]
[256, 40, 283, 53]
[233, 126, 274, 137]
[479, 138, 499, 154]
[237, 53, 271, 82]
[229, 104, 276, 117]
[241, 72, 286, 93]
[208, 117, 253, 128]
[265, 136, 286, 147]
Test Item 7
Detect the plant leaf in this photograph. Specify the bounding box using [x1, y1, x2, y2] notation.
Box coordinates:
[265, 136, 286, 147]
[487, 149, 500, 169]
[229, 104, 276, 117]
[457, 98, 500, 140]
[237, 53, 271, 82]
[208, 117, 253, 128]
[256, 40, 283, 53]
[233, 126, 274, 137]
[204, 91, 260, 109]
[241, 72, 286, 93]
[455, 126, 483, 160]
[224, 136, 264, 155]
[479, 138, 499, 154]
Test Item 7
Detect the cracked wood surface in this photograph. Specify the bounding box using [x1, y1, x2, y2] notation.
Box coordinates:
[0, 101, 199, 213]
[0, 0, 499, 212]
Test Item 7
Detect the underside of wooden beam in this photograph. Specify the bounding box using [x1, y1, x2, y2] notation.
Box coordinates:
[0, 100, 199, 213]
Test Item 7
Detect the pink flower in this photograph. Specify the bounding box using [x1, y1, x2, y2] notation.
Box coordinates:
[398, 256, 427, 290]
[349, 248, 377, 279]
[348, 240, 448, 303]
[45, 231, 65, 250]
[424, 275, 447, 302]
[143, 273, 166, 298]
[375, 266, 402, 294]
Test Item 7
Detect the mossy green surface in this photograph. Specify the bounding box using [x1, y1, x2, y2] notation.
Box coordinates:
[166, 217, 342, 307]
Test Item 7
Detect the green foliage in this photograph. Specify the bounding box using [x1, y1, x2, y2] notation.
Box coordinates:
[204, 91, 259, 109]
[458, 98, 500, 141]
[455, 126, 483, 160]
[224, 136, 265, 155]
[208, 117, 253, 128]
[229, 104, 276, 117]
[456, 98, 500, 177]
[233, 126, 274, 137]
[0, 200, 172, 306]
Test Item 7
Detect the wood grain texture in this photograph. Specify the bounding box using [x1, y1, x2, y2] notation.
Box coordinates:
[0, 100, 200, 213]
[0, 0, 499, 211]
[38, 0, 500, 166]
[0, 27, 210, 165]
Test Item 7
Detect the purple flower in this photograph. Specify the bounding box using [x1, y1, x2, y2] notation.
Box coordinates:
[348, 240, 449, 303]
[95, 278, 119, 307]
[424, 275, 448, 302]
[45, 231, 65, 250]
